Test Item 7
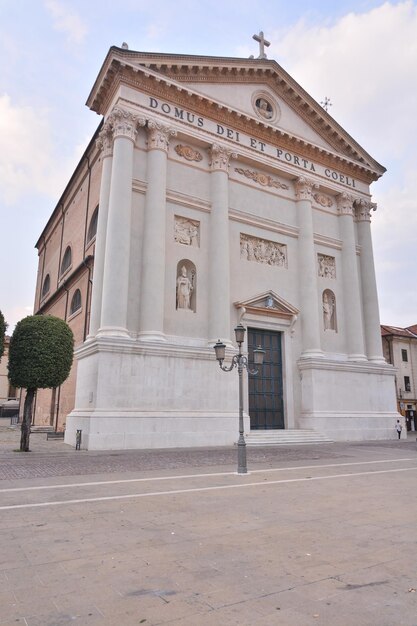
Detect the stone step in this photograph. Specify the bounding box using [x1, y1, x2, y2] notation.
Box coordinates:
[30, 426, 55, 433]
[244, 429, 333, 446]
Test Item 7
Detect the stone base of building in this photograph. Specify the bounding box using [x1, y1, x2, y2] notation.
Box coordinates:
[297, 357, 401, 441]
[64, 411, 249, 450]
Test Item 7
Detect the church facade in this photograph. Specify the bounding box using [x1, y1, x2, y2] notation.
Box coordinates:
[34, 41, 400, 449]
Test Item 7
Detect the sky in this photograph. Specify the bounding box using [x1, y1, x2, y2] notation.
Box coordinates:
[0, 0, 416, 331]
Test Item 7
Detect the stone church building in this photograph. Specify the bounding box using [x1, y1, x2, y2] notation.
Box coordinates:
[33, 38, 399, 449]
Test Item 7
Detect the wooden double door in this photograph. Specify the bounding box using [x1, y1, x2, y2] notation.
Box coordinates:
[247, 328, 284, 430]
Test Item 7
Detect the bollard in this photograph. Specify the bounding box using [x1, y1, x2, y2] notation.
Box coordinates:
[75, 429, 82, 450]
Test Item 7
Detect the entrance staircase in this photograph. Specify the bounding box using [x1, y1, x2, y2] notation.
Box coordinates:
[244, 429, 333, 446]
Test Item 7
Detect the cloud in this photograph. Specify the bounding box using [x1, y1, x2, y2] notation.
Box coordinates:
[266, 1, 417, 326]
[44, 0, 88, 45]
[0, 94, 86, 207]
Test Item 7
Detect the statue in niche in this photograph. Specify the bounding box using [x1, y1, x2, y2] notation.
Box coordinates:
[176, 265, 194, 310]
[323, 290, 336, 331]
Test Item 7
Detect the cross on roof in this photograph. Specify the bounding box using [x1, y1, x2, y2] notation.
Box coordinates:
[253, 31, 270, 59]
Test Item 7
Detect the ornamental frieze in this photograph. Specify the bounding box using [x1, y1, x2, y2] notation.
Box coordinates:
[234, 167, 289, 190]
[174, 144, 203, 162]
[240, 234, 287, 268]
[313, 193, 333, 208]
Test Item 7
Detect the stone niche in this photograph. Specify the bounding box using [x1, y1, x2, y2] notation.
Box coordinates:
[176, 260, 196, 312]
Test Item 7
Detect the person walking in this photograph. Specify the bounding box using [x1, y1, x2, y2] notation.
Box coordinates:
[396, 419, 403, 439]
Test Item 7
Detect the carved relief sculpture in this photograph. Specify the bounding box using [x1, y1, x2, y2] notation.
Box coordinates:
[176, 263, 196, 311]
[240, 234, 287, 267]
[323, 290, 337, 331]
[174, 216, 200, 247]
[255, 97, 273, 119]
[174, 144, 203, 162]
[318, 254, 336, 279]
[313, 193, 333, 208]
[234, 168, 289, 190]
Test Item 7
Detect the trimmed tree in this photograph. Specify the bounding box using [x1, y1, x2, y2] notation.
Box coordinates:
[0, 310, 6, 360]
[8, 315, 74, 451]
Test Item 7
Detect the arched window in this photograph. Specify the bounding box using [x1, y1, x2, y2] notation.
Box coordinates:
[70, 289, 82, 315]
[41, 274, 50, 299]
[60, 246, 72, 276]
[87, 205, 99, 243]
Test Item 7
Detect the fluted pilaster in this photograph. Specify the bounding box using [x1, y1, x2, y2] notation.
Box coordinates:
[88, 123, 113, 337]
[355, 199, 384, 362]
[139, 121, 176, 341]
[338, 192, 366, 360]
[208, 144, 236, 345]
[295, 176, 322, 357]
[98, 108, 145, 337]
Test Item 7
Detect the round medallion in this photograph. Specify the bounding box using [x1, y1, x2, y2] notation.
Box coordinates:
[252, 92, 280, 123]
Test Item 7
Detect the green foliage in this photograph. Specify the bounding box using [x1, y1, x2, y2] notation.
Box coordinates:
[8, 315, 74, 390]
[0, 310, 6, 360]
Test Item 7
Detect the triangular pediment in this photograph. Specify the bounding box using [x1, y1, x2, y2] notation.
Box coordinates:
[234, 291, 299, 320]
[87, 47, 385, 181]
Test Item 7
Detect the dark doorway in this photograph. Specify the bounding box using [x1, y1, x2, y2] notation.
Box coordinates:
[248, 328, 284, 430]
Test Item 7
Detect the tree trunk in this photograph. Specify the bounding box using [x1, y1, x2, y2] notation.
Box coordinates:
[20, 388, 35, 452]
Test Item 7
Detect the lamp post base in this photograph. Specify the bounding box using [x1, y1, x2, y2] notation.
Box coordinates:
[237, 436, 247, 474]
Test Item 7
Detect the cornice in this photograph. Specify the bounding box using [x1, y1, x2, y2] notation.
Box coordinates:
[87, 50, 385, 183]
[297, 356, 394, 376]
[229, 208, 299, 239]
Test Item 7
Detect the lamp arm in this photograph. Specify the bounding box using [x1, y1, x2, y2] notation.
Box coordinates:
[219, 354, 239, 372]
[239, 355, 259, 375]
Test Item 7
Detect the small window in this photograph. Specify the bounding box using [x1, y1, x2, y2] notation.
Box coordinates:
[87, 206, 99, 243]
[401, 349, 408, 362]
[60, 246, 72, 276]
[41, 274, 50, 298]
[404, 376, 411, 392]
[70, 289, 82, 315]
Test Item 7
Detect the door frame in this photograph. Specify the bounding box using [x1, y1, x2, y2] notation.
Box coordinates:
[241, 313, 295, 431]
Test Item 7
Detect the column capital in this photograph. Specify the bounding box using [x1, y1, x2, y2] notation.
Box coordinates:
[355, 198, 377, 222]
[209, 143, 237, 173]
[294, 176, 318, 201]
[337, 192, 355, 216]
[107, 107, 146, 142]
[147, 120, 177, 152]
[96, 123, 114, 159]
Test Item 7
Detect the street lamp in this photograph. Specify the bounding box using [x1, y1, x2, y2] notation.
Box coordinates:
[213, 324, 265, 474]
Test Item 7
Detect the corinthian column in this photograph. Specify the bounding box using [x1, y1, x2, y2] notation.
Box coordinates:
[356, 200, 385, 362]
[99, 108, 145, 337]
[139, 121, 176, 341]
[208, 144, 236, 345]
[88, 123, 113, 338]
[338, 193, 366, 360]
[295, 177, 322, 358]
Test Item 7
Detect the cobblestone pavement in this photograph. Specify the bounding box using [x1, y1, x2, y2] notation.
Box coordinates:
[1, 422, 415, 481]
[1, 421, 416, 625]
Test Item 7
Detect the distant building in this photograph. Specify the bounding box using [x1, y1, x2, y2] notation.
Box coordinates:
[381, 325, 417, 431]
[32, 41, 400, 449]
[0, 336, 19, 418]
